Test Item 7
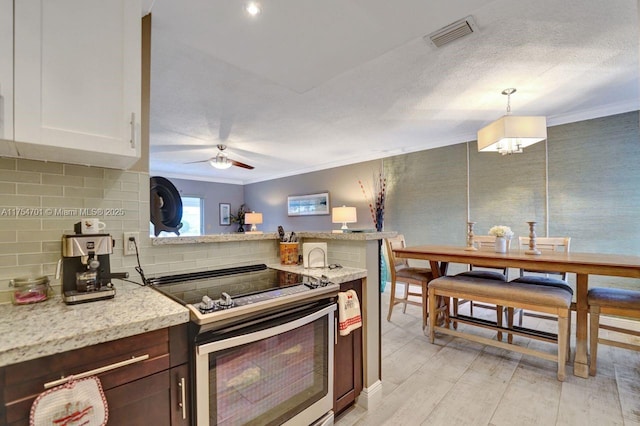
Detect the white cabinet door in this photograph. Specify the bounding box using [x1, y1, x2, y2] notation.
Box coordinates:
[13, 0, 141, 169]
[0, 0, 16, 153]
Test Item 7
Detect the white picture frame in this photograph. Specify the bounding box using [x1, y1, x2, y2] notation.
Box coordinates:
[287, 192, 330, 216]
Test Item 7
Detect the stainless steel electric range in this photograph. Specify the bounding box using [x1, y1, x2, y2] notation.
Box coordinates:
[150, 264, 339, 426]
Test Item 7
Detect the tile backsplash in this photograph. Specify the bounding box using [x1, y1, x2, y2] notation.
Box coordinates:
[0, 157, 278, 303]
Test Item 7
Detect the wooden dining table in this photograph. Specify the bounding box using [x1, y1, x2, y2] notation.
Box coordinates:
[392, 244, 640, 378]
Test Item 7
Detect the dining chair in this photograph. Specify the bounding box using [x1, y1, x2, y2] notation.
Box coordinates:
[384, 235, 433, 329]
[588, 287, 640, 376]
[507, 236, 572, 326]
[454, 235, 510, 319]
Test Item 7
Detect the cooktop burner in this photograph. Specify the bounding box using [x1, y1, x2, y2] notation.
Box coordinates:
[149, 264, 339, 327]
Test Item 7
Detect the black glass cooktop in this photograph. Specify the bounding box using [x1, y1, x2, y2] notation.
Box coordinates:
[149, 264, 308, 306]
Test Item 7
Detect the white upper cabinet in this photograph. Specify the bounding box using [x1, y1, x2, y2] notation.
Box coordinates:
[13, 0, 141, 169]
[0, 0, 16, 154]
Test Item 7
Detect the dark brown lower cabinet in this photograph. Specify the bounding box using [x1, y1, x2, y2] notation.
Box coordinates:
[0, 324, 189, 426]
[334, 279, 363, 415]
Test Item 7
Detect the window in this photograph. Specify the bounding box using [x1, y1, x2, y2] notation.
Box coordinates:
[179, 196, 204, 236]
[150, 196, 203, 237]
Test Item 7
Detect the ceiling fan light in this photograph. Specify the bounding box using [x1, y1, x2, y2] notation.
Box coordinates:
[245, 2, 261, 16]
[210, 154, 232, 169]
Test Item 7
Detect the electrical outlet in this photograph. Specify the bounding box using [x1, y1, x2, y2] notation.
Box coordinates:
[123, 232, 138, 256]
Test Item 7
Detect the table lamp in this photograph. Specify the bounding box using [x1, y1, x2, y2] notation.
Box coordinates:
[332, 206, 357, 233]
[244, 212, 263, 234]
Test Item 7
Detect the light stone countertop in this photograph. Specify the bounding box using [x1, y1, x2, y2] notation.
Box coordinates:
[0, 281, 189, 367]
[152, 230, 396, 245]
[268, 264, 367, 283]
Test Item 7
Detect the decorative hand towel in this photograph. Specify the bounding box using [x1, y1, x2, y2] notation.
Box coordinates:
[338, 289, 362, 336]
[30, 376, 108, 426]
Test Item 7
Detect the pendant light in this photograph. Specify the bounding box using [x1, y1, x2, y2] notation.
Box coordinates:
[477, 88, 547, 155]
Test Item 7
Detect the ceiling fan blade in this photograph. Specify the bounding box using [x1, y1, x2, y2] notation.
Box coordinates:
[230, 159, 254, 169]
[185, 159, 212, 164]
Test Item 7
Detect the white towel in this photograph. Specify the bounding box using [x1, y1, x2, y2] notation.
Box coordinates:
[338, 290, 362, 336]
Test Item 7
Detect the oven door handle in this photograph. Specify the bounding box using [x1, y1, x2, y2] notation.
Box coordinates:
[197, 303, 336, 355]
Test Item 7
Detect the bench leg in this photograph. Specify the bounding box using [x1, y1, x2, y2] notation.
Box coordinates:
[557, 312, 568, 381]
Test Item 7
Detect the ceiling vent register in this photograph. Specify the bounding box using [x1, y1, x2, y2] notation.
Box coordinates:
[425, 15, 478, 48]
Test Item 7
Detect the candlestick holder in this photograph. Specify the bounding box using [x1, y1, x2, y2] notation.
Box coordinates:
[525, 221, 541, 255]
[464, 221, 477, 251]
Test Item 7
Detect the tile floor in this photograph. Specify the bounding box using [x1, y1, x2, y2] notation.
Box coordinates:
[335, 285, 640, 426]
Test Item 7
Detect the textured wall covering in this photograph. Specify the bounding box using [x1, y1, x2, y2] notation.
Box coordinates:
[547, 112, 640, 288]
[383, 143, 468, 246]
[548, 112, 640, 255]
[469, 134, 547, 240]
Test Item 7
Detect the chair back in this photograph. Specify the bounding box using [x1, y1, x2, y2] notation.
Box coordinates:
[384, 235, 409, 284]
[474, 235, 512, 250]
[469, 235, 510, 279]
[518, 236, 571, 279]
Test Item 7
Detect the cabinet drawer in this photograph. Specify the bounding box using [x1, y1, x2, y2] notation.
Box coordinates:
[2, 328, 171, 424]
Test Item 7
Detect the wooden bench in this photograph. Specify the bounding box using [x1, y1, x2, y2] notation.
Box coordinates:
[428, 275, 573, 381]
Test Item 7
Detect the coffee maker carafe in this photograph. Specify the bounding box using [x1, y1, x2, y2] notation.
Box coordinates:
[61, 233, 128, 304]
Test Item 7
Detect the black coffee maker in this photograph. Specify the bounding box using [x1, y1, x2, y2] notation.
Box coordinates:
[61, 233, 128, 304]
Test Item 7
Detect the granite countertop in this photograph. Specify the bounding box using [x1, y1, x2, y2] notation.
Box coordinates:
[297, 231, 396, 241]
[0, 281, 189, 367]
[152, 230, 396, 245]
[268, 263, 367, 283]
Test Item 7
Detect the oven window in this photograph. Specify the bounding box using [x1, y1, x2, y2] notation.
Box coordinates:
[209, 319, 328, 425]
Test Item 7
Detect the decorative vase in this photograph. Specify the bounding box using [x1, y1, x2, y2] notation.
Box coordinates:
[495, 236, 507, 253]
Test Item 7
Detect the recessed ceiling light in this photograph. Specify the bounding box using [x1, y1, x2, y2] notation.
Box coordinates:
[245, 2, 261, 17]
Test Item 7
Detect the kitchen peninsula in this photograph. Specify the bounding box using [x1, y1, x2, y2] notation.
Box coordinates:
[153, 230, 395, 408]
[1, 231, 393, 422]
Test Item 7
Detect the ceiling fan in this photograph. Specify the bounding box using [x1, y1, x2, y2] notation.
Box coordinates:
[186, 144, 254, 170]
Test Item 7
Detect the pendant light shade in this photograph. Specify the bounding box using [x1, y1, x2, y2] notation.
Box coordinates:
[477, 89, 547, 155]
[477, 115, 547, 153]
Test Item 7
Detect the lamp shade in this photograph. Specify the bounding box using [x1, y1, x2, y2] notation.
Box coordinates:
[244, 212, 263, 225]
[332, 206, 357, 227]
[332, 206, 357, 233]
[477, 115, 547, 153]
[244, 212, 263, 233]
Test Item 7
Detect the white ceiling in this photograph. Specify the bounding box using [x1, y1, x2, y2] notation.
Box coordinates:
[148, 0, 640, 185]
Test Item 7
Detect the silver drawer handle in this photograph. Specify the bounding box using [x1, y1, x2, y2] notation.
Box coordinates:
[178, 376, 187, 419]
[44, 354, 150, 389]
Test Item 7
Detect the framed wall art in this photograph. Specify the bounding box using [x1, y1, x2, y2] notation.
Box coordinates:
[219, 203, 231, 225]
[287, 192, 330, 216]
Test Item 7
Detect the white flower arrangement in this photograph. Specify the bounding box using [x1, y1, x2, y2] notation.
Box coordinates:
[488, 225, 514, 239]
